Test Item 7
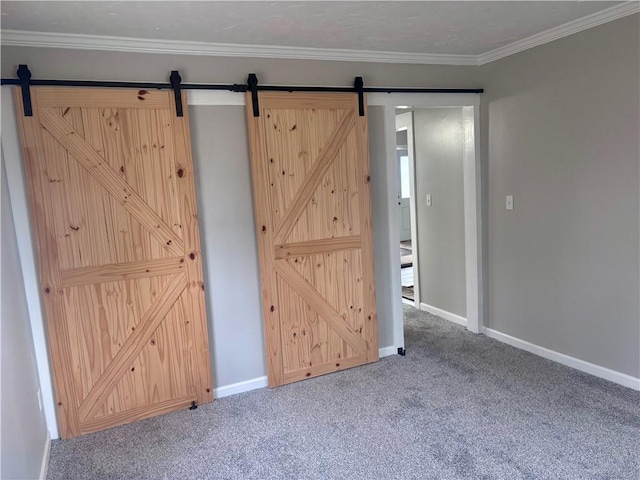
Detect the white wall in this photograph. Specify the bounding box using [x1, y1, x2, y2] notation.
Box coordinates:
[1, 156, 49, 479]
[413, 108, 467, 318]
[480, 14, 640, 378]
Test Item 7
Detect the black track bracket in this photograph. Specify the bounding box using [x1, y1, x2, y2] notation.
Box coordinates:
[398, 347, 406, 356]
[247, 73, 259, 117]
[189, 401, 198, 410]
[17, 64, 33, 117]
[169, 70, 183, 117]
[354, 76, 365, 116]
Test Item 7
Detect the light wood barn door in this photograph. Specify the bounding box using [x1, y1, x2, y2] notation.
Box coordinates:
[246, 92, 378, 387]
[14, 87, 213, 438]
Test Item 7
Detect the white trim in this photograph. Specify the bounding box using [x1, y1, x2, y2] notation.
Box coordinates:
[1, 89, 60, 440]
[2, 4, 637, 67]
[368, 93, 481, 108]
[0, 29, 477, 66]
[379, 346, 399, 358]
[39, 432, 51, 480]
[383, 106, 407, 352]
[482, 327, 640, 391]
[395, 112, 420, 307]
[462, 106, 482, 333]
[372, 94, 483, 358]
[214, 376, 268, 398]
[401, 297, 415, 308]
[186, 90, 245, 106]
[420, 303, 468, 328]
[477, 2, 640, 65]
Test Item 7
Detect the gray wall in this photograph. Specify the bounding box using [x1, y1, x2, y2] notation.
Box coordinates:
[369, 106, 396, 348]
[189, 106, 266, 386]
[413, 108, 467, 317]
[1, 158, 48, 479]
[480, 14, 640, 377]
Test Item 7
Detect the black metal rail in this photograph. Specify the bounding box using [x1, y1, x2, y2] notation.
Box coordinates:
[2, 65, 483, 117]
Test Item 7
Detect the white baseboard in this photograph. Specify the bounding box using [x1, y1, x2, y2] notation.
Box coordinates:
[420, 303, 467, 328]
[39, 431, 51, 480]
[482, 327, 640, 391]
[379, 346, 398, 358]
[214, 376, 268, 398]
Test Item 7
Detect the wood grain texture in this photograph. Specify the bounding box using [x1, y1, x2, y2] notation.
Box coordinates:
[38, 108, 184, 256]
[273, 109, 356, 244]
[170, 91, 213, 404]
[283, 354, 367, 383]
[246, 92, 378, 387]
[78, 273, 186, 420]
[275, 260, 367, 355]
[275, 236, 361, 259]
[15, 87, 213, 438]
[60, 257, 185, 287]
[14, 88, 81, 437]
[259, 92, 358, 110]
[35, 87, 171, 109]
[80, 395, 196, 435]
[246, 92, 284, 387]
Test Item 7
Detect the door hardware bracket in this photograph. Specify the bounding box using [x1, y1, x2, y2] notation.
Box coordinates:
[17, 64, 33, 117]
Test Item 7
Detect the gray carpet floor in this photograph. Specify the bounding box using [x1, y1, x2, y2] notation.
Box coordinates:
[47, 306, 640, 480]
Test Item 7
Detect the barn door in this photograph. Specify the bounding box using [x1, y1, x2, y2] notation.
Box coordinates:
[14, 87, 212, 438]
[246, 92, 378, 387]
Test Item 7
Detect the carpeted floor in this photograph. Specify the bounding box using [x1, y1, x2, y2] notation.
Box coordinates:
[47, 306, 640, 480]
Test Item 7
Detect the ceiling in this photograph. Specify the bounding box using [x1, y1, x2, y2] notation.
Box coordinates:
[0, 1, 633, 63]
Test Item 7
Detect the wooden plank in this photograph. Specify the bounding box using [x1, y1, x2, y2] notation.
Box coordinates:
[246, 92, 284, 387]
[170, 91, 214, 405]
[274, 236, 361, 259]
[283, 354, 366, 384]
[275, 261, 367, 355]
[38, 108, 184, 256]
[16, 87, 213, 438]
[80, 395, 196, 435]
[14, 88, 82, 438]
[273, 110, 356, 244]
[35, 87, 171, 109]
[60, 257, 185, 287]
[259, 92, 358, 110]
[246, 91, 378, 388]
[78, 273, 186, 420]
[355, 100, 379, 362]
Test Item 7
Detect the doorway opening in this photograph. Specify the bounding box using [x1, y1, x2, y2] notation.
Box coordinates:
[396, 112, 418, 306]
[380, 98, 481, 347]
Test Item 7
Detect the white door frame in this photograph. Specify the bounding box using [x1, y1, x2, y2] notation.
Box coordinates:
[367, 93, 483, 353]
[1, 88, 481, 439]
[395, 112, 420, 306]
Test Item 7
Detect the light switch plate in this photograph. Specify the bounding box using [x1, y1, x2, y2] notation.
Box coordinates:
[506, 195, 514, 210]
[426, 194, 432, 207]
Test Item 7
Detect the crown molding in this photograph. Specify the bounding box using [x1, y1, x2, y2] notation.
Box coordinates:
[0, 29, 478, 66]
[1, 2, 637, 67]
[477, 1, 640, 65]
